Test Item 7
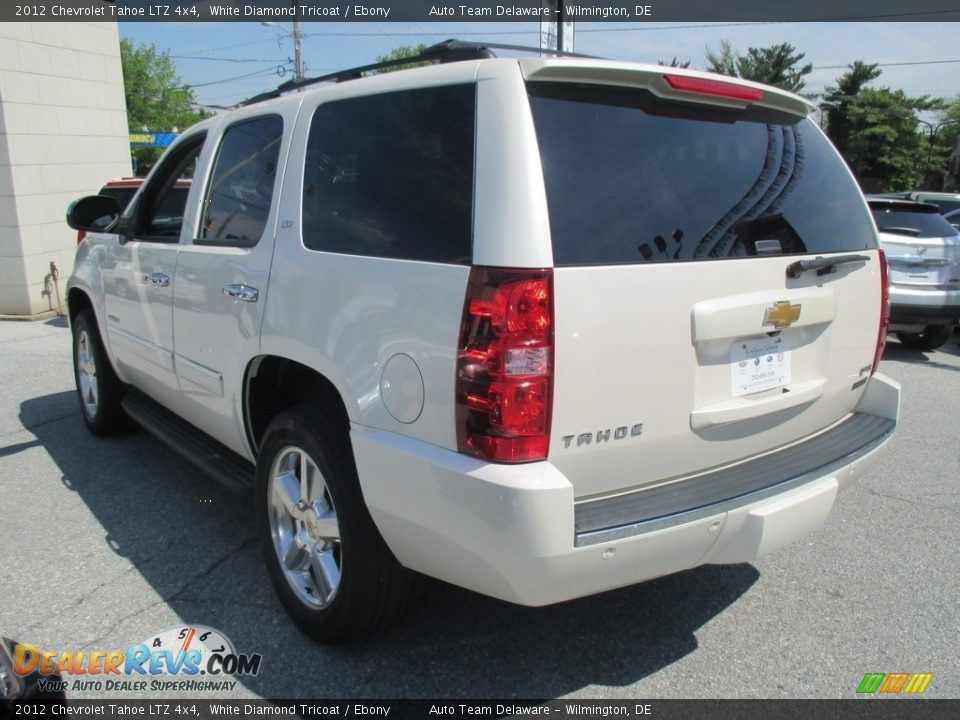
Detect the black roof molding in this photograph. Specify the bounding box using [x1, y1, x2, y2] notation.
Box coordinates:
[240, 38, 597, 107]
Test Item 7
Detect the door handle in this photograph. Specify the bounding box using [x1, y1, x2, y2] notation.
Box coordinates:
[222, 284, 259, 303]
[145, 272, 170, 287]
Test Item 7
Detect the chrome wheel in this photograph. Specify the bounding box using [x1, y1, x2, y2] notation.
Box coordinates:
[76, 329, 99, 420]
[268, 445, 341, 608]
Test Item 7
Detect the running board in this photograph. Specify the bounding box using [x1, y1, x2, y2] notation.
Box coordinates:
[121, 392, 255, 494]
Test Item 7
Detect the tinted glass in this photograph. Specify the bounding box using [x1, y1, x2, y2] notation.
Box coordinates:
[138, 136, 203, 241]
[918, 198, 960, 214]
[99, 187, 137, 211]
[302, 85, 475, 263]
[199, 115, 283, 247]
[528, 83, 877, 266]
[870, 205, 959, 238]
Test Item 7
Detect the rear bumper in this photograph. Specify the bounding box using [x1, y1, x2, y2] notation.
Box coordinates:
[353, 373, 900, 606]
[889, 285, 960, 326]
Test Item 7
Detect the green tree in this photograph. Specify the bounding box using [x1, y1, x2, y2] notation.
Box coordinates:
[931, 96, 960, 190]
[658, 57, 691, 69]
[705, 41, 813, 93]
[374, 44, 429, 73]
[120, 39, 207, 175]
[843, 88, 944, 192]
[820, 61, 882, 160]
[820, 62, 946, 191]
[704, 40, 737, 77]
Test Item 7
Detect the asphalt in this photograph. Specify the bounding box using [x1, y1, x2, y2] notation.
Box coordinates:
[1, 317, 958, 700]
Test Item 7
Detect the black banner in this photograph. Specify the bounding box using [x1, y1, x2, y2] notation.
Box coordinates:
[3, 0, 960, 23]
[3, 700, 960, 720]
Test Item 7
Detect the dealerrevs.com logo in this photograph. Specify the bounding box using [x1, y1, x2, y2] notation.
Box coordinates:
[13, 626, 262, 693]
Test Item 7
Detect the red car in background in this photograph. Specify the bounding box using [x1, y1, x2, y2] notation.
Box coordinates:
[77, 178, 191, 244]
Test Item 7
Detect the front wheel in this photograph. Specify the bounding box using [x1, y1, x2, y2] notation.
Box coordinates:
[72, 309, 130, 435]
[255, 407, 416, 643]
[896, 325, 953, 351]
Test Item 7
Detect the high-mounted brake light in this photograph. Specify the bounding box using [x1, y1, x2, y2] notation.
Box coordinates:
[456, 267, 554, 463]
[664, 74, 764, 102]
[872, 249, 890, 375]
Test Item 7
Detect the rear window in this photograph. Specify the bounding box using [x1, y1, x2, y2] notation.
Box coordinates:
[870, 204, 959, 238]
[528, 83, 877, 266]
[914, 197, 960, 214]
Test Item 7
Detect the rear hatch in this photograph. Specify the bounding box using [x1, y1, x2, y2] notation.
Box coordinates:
[869, 200, 960, 290]
[523, 63, 884, 499]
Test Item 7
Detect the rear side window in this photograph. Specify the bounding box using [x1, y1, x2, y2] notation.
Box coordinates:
[870, 204, 959, 238]
[302, 84, 475, 263]
[528, 83, 877, 266]
[199, 115, 283, 247]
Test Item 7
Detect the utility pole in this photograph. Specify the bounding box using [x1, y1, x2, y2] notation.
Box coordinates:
[292, 2, 304, 81]
[541, 1, 573, 54]
[262, 8, 305, 82]
[917, 118, 960, 190]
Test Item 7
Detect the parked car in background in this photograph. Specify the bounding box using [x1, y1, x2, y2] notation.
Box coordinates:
[77, 178, 190, 244]
[944, 207, 960, 232]
[867, 197, 960, 350]
[873, 191, 960, 215]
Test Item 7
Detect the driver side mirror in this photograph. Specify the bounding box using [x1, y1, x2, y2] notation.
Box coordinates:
[65, 195, 121, 233]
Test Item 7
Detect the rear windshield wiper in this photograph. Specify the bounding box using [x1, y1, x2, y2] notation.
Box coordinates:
[877, 226, 921, 237]
[786, 254, 871, 279]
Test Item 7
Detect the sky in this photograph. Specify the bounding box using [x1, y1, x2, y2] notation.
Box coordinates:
[118, 21, 960, 115]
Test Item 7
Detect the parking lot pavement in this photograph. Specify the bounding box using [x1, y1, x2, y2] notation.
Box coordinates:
[1, 317, 958, 700]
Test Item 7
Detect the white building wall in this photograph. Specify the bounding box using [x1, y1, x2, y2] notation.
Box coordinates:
[0, 22, 131, 317]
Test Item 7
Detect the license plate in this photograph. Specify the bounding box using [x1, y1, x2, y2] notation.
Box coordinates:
[731, 336, 791, 397]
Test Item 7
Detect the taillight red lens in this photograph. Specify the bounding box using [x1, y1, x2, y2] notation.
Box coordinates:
[872, 249, 890, 374]
[664, 74, 764, 102]
[456, 267, 554, 463]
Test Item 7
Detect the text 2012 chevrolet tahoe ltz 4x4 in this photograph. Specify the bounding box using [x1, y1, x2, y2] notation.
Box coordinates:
[66, 43, 900, 643]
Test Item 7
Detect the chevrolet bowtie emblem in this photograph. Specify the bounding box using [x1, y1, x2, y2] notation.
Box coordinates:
[763, 301, 802, 329]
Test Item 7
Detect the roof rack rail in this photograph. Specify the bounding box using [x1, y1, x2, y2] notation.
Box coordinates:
[240, 38, 597, 107]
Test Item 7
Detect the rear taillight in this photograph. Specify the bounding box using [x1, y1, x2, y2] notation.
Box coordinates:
[77, 230, 87, 245]
[456, 267, 554, 463]
[664, 74, 764, 102]
[872, 249, 890, 374]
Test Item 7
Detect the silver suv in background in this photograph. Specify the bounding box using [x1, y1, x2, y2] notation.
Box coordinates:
[873, 191, 960, 215]
[868, 197, 960, 350]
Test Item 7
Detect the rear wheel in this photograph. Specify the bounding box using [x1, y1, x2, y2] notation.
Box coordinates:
[256, 407, 416, 643]
[72, 309, 130, 435]
[896, 325, 953, 351]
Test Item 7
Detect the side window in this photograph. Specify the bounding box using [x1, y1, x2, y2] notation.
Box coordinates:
[198, 115, 284, 247]
[302, 85, 475, 263]
[136, 133, 205, 242]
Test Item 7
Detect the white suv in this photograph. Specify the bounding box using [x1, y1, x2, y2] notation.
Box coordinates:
[66, 42, 900, 643]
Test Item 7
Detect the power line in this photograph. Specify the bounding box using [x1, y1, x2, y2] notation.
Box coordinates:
[578, 22, 779, 33]
[192, 37, 277, 53]
[814, 59, 960, 70]
[291, 11, 956, 38]
[180, 67, 283, 90]
[300, 29, 535, 38]
[172, 55, 286, 63]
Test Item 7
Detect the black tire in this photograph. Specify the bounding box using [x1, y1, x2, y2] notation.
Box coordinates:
[255, 406, 416, 643]
[72, 309, 130, 435]
[896, 325, 953, 352]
